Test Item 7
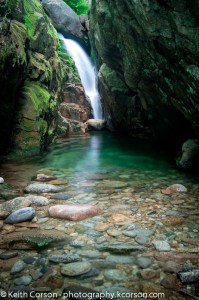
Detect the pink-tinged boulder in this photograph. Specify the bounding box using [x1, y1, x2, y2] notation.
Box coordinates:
[161, 184, 187, 195]
[48, 204, 101, 221]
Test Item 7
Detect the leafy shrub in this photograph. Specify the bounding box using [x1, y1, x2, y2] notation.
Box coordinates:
[64, 0, 88, 15]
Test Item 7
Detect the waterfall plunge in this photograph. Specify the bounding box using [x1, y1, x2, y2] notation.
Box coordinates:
[59, 33, 102, 119]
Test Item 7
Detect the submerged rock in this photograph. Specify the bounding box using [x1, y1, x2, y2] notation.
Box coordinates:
[0, 251, 18, 260]
[14, 275, 32, 286]
[26, 195, 49, 206]
[123, 228, 154, 237]
[61, 261, 92, 276]
[153, 240, 171, 252]
[96, 242, 147, 253]
[48, 204, 101, 221]
[137, 257, 152, 269]
[178, 267, 199, 284]
[24, 183, 65, 194]
[35, 173, 57, 182]
[161, 184, 187, 195]
[11, 260, 26, 274]
[4, 207, 36, 224]
[49, 254, 80, 263]
[86, 119, 106, 130]
[97, 180, 128, 189]
[104, 269, 127, 281]
[0, 177, 4, 184]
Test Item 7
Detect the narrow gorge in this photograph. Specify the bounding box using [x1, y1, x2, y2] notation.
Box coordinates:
[0, 0, 199, 299]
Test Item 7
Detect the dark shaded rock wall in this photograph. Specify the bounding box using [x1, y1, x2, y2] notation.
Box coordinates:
[89, 0, 199, 146]
[0, 0, 90, 155]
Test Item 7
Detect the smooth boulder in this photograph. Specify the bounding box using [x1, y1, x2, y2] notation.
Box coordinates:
[61, 261, 91, 276]
[42, 0, 85, 40]
[86, 119, 106, 130]
[161, 184, 187, 195]
[4, 207, 36, 224]
[48, 204, 101, 221]
[24, 183, 64, 194]
[177, 139, 199, 171]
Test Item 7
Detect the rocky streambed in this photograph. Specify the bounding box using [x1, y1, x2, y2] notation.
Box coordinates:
[0, 135, 199, 300]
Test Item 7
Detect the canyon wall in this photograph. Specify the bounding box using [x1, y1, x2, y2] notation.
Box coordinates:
[0, 0, 90, 155]
[89, 0, 199, 148]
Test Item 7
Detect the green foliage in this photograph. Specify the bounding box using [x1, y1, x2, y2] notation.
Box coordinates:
[64, 0, 88, 15]
[7, 0, 20, 10]
[23, 0, 57, 40]
[23, 0, 41, 39]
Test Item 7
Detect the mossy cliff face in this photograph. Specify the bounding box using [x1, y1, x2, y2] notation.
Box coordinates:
[89, 0, 199, 146]
[0, 0, 89, 155]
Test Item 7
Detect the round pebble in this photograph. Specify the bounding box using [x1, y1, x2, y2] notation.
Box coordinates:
[61, 262, 92, 276]
[11, 260, 26, 274]
[0, 177, 4, 184]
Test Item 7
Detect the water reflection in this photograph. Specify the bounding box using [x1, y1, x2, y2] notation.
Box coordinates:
[44, 132, 173, 174]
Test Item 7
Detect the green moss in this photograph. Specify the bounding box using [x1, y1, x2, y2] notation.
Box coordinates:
[29, 52, 53, 81]
[10, 20, 27, 65]
[23, 0, 58, 41]
[23, 0, 42, 39]
[23, 81, 51, 113]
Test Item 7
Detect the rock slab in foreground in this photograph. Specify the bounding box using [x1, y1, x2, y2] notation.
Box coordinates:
[24, 183, 65, 194]
[48, 204, 101, 221]
[4, 207, 36, 224]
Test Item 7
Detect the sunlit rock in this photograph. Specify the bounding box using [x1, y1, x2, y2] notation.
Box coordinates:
[86, 119, 106, 130]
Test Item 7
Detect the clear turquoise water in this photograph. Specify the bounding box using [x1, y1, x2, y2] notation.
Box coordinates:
[1, 132, 197, 190]
[43, 132, 173, 174]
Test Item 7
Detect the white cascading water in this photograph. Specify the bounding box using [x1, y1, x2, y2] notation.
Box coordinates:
[58, 33, 102, 119]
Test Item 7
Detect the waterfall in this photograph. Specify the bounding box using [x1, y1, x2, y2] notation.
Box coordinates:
[58, 33, 102, 119]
